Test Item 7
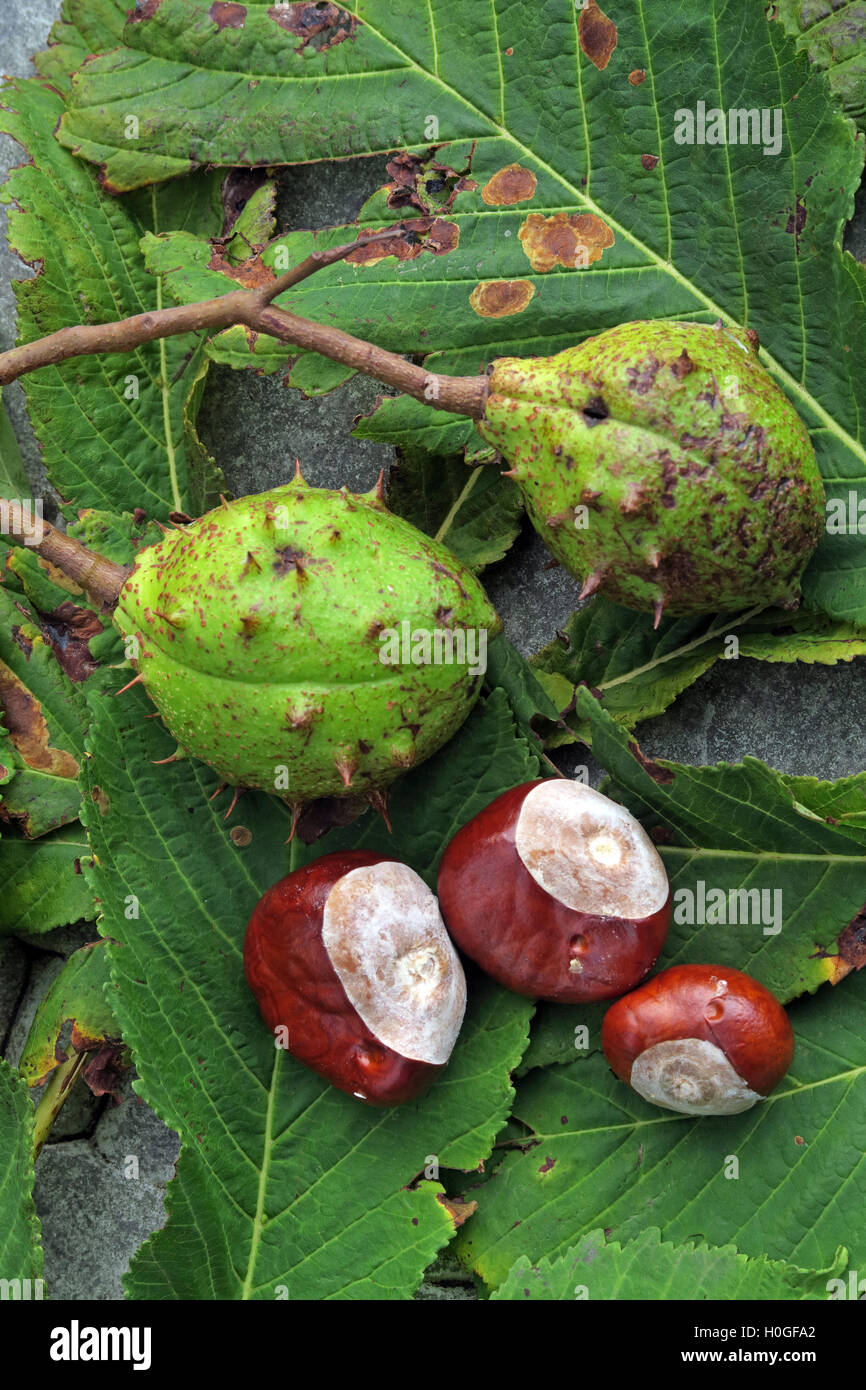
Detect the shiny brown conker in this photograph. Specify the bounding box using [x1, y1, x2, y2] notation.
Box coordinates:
[244, 850, 466, 1106]
[436, 779, 671, 1002]
[601, 963, 795, 1115]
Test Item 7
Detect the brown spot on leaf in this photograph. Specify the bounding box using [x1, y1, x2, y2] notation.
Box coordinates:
[825, 907, 866, 984]
[481, 164, 537, 206]
[346, 216, 459, 266]
[579, 0, 617, 70]
[267, 2, 357, 52]
[90, 786, 110, 816]
[130, 0, 163, 19]
[383, 148, 477, 216]
[0, 659, 79, 781]
[786, 195, 807, 253]
[208, 247, 274, 289]
[628, 69, 646, 85]
[436, 1194, 478, 1228]
[10, 625, 33, 658]
[628, 739, 675, 784]
[641, 153, 659, 171]
[36, 602, 104, 683]
[229, 825, 253, 846]
[518, 211, 614, 272]
[649, 824, 674, 844]
[210, 1, 246, 27]
[469, 279, 535, 317]
[538, 1155, 556, 1174]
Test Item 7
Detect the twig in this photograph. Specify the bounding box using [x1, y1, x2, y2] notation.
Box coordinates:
[0, 228, 489, 419]
[0, 508, 129, 607]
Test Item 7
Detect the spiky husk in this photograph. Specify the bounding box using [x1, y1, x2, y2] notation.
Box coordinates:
[114, 475, 500, 803]
[477, 320, 825, 616]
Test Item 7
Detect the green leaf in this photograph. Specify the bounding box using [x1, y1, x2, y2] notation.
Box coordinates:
[56, 1, 866, 621]
[482, 633, 561, 752]
[224, 180, 277, 262]
[386, 450, 523, 572]
[457, 964, 866, 1289]
[19, 940, 124, 1088]
[0, 1058, 43, 1286]
[287, 353, 356, 397]
[575, 688, 866, 1001]
[0, 825, 96, 936]
[81, 684, 536, 1298]
[773, 0, 866, 131]
[32, 0, 128, 92]
[0, 80, 224, 518]
[531, 600, 866, 746]
[491, 1227, 849, 1300]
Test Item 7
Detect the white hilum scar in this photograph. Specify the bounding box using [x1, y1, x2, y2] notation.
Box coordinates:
[514, 780, 669, 919]
[322, 861, 466, 1064]
[630, 1038, 763, 1115]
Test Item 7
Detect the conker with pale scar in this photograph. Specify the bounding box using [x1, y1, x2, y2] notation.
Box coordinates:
[601, 964, 794, 1115]
[436, 779, 672, 1002]
[244, 850, 466, 1106]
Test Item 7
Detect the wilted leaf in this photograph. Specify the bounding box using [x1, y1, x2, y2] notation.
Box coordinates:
[19, 940, 127, 1096]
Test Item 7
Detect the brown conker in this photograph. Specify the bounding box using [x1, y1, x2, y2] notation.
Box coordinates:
[436, 779, 671, 1002]
[601, 963, 795, 1115]
[244, 850, 466, 1106]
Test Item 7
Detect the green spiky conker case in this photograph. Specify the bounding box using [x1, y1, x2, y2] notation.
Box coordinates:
[477, 320, 825, 618]
[114, 476, 500, 806]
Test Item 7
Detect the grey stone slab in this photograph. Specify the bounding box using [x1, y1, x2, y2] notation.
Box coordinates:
[637, 656, 866, 780]
[34, 1134, 173, 1302]
[93, 1075, 180, 1185]
[200, 365, 396, 499]
[0, 935, 28, 1044]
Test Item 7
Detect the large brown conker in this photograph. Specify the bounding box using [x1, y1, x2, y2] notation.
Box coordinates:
[244, 850, 466, 1106]
[601, 963, 795, 1115]
[436, 779, 671, 1002]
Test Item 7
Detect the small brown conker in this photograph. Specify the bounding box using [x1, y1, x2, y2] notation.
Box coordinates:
[601, 963, 795, 1115]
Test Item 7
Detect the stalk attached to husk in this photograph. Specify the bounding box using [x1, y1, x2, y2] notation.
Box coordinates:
[0, 226, 488, 418]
